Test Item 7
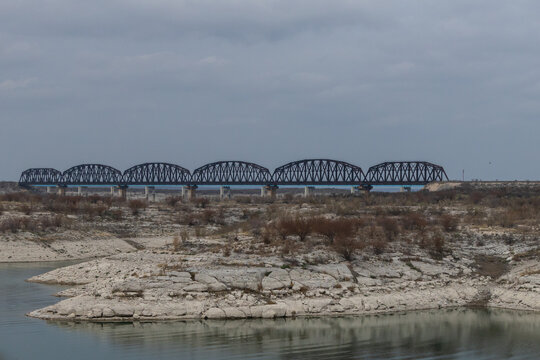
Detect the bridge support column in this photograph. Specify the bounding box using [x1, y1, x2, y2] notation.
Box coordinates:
[220, 186, 231, 200]
[304, 186, 314, 197]
[117, 185, 128, 200]
[264, 185, 278, 199]
[77, 186, 87, 196]
[46, 186, 54, 194]
[110, 186, 116, 196]
[400, 186, 411, 192]
[260, 186, 266, 197]
[352, 185, 372, 195]
[184, 185, 197, 200]
[57, 185, 66, 196]
[145, 186, 155, 201]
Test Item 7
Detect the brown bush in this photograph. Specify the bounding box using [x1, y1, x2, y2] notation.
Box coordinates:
[18, 203, 34, 215]
[377, 216, 400, 241]
[192, 198, 209, 208]
[332, 236, 363, 260]
[421, 232, 446, 260]
[276, 217, 313, 241]
[312, 217, 355, 243]
[439, 214, 458, 232]
[128, 199, 147, 215]
[234, 196, 252, 204]
[165, 196, 183, 208]
[274, 217, 295, 240]
[105, 208, 123, 220]
[401, 212, 428, 231]
[0, 217, 24, 233]
[172, 236, 182, 252]
[261, 224, 276, 244]
[469, 191, 484, 204]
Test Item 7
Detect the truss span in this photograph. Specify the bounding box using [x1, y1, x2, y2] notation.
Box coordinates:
[17, 160, 449, 187]
[19, 168, 63, 185]
[365, 161, 448, 185]
[62, 164, 123, 185]
[191, 161, 272, 185]
[272, 159, 364, 185]
[123, 163, 191, 185]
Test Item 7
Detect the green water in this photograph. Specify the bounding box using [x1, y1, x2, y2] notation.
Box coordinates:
[1, 261, 539, 359]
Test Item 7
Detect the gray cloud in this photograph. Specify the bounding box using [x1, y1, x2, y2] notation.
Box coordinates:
[1, 1, 540, 181]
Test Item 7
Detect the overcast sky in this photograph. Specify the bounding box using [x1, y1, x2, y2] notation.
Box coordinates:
[1, 1, 540, 181]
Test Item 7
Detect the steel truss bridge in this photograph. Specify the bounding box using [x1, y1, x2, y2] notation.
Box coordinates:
[19, 160, 448, 188]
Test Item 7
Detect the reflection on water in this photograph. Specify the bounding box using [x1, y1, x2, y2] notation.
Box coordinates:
[1, 262, 540, 360]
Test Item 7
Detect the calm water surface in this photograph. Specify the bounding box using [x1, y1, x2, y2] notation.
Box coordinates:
[1, 261, 540, 360]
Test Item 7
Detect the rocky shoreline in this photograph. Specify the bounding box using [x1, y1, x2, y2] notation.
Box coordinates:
[26, 245, 540, 322]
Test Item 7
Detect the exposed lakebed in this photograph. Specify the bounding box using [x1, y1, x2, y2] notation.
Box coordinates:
[1, 261, 539, 360]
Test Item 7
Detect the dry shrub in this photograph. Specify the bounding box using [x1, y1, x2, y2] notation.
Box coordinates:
[18, 203, 33, 215]
[312, 217, 355, 243]
[105, 208, 123, 220]
[372, 237, 388, 255]
[261, 224, 276, 244]
[469, 191, 484, 204]
[274, 217, 295, 240]
[165, 196, 183, 208]
[192, 198, 209, 208]
[361, 225, 388, 255]
[234, 196, 252, 204]
[401, 212, 428, 231]
[0, 204, 4, 215]
[420, 232, 446, 260]
[333, 236, 363, 260]
[0, 217, 25, 233]
[280, 238, 301, 255]
[172, 235, 182, 252]
[0, 215, 67, 233]
[275, 216, 312, 241]
[128, 199, 147, 215]
[377, 216, 400, 241]
[439, 214, 458, 232]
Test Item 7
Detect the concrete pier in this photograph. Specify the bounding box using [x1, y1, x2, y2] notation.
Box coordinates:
[46, 186, 54, 194]
[220, 186, 231, 200]
[304, 186, 315, 197]
[264, 185, 278, 198]
[401, 186, 412, 192]
[77, 186, 87, 196]
[57, 185, 66, 196]
[145, 186, 155, 201]
[110, 186, 115, 196]
[118, 186, 128, 200]
[351, 185, 372, 195]
[184, 185, 197, 200]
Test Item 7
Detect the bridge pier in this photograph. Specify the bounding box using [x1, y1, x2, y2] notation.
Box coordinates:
[77, 186, 87, 196]
[351, 185, 372, 195]
[110, 186, 116, 196]
[263, 185, 278, 199]
[117, 185, 128, 200]
[184, 185, 197, 200]
[46, 186, 54, 194]
[304, 186, 315, 197]
[57, 185, 67, 196]
[400, 186, 411, 192]
[220, 186, 231, 200]
[145, 186, 155, 201]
